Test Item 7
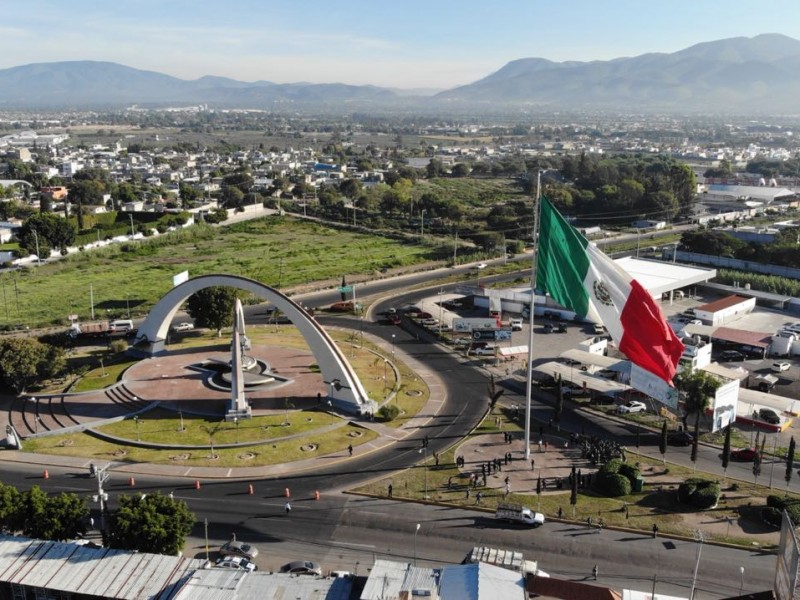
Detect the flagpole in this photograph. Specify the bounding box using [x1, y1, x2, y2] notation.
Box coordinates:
[524, 171, 541, 460]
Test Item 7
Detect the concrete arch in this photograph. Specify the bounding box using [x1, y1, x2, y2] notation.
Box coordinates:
[132, 274, 373, 415]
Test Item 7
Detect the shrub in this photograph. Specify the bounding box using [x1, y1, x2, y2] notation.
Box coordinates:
[678, 478, 720, 509]
[109, 339, 128, 354]
[377, 404, 400, 422]
[619, 463, 640, 482]
[762, 506, 783, 528]
[599, 473, 632, 497]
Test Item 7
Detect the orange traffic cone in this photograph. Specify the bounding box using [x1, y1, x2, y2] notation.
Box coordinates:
[248, 484, 254, 495]
[129, 477, 135, 487]
[43, 469, 49, 479]
[314, 490, 320, 501]
[194, 480, 201, 490]
[285, 487, 290, 498]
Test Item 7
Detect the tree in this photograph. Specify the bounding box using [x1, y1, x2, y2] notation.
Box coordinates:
[487, 375, 503, 414]
[0, 482, 21, 533]
[786, 436, 796, 491]
[35, 492, 89, 541]
[107, 492, 195, 555]
[721, 425, 732, 477]
[675, 370, 721, 431]
[0, 337, 65, 393]
[659, 420, 668, 464]
[185, 286, 237, 336]
[19, 212, 76, 256]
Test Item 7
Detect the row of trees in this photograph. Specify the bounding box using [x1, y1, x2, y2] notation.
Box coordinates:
[0, 483, 194, 556]
[680, 228, 800, 269]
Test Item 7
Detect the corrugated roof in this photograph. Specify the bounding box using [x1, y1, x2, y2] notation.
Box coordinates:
[361, 559, 410, 600]
[171, 569, 351, 600]
[0, 535, 206, 599]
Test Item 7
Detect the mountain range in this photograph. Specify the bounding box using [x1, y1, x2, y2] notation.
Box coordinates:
[1, 34, 799, 114]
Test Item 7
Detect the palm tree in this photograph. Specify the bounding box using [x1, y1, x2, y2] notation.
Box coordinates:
[675, 370, 721, 432]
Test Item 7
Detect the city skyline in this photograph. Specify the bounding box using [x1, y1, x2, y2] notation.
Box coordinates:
[2, 0, 800, 90]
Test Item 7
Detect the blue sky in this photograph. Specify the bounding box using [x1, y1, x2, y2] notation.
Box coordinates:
[2, 0, 800, 89]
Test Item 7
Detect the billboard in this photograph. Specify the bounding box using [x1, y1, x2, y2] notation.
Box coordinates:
[473, 329, 512, 341]
[454, 318, 499, 333]
[710, 379, 739, 433]
[630, 364, 679, 410]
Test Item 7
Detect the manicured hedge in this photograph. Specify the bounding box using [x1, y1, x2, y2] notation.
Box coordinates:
[677, 478, 720, 509]
[595, 459, 637, 497]
[762, 495, 800, 528]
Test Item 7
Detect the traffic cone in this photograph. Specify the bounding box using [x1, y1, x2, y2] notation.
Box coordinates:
[195, 480, 201, 490]
[314, 490, 320, 501]
[248, 484, 254, 495]
[285, 487, 290, 498]
[43, 469, 49, 479]
[129, 477, 135, 487]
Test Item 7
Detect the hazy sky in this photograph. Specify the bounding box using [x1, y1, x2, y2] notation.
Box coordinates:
[2, 0, 799, 89]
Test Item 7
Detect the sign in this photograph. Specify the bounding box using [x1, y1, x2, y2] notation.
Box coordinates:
[454, 318, 499, 333]
[473, 329, 498, 341]
[173, 270, 189, 287]
[339, 285, 353, 293]
[775, 511, 800, 600]
[710, 379, 739, 433]
[630, 364, 679, 409]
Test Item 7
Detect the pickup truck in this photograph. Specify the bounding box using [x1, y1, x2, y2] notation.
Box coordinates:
[495, 503, 545, 527]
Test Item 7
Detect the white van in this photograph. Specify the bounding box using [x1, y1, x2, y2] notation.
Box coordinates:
[109, 319, 134, 332]
[510, 318, 523, 331]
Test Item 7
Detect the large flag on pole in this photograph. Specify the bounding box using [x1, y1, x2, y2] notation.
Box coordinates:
[536, 197, 684, 383]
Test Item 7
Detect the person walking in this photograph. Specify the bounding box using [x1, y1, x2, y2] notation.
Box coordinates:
[592, 565, 598, 580]
[475, 491, 482, 505]
[652, 523, 659, 538]
[387, 484, 393, 498]
[284, 501, 292, 514]
[348, 444, 353, 456]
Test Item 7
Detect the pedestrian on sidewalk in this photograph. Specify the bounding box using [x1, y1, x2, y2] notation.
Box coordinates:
[348, 444, 353, 456]
[284, 502, 292, 514]
[652, 523, 659, 538]
[530, 458, 535, 471]
[557, 507, 563, 519]
[593, 565, 598, 580]
[388, 484, 393, 498]
[476, 491, 482, 505]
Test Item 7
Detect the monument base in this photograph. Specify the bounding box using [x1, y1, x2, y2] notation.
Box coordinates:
[225, 406, 252, 422]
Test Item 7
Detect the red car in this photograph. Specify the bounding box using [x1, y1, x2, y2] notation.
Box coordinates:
[388, 314, 401, 325]
[730, 447, 758, 462]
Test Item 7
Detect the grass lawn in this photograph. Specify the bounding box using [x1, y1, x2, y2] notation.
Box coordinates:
[1, 216, 446, 329]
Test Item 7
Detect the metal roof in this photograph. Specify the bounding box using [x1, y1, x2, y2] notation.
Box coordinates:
[440, 562, 524, 600]
[0, 535, 205, 599]
[171, 570, 351, 600]
[712, 327, 772, 348]
[696, 295, 753, 313]
[538, 361, 630, 395]
[612, 257, 716, 296]
[559, 349, 630, 371]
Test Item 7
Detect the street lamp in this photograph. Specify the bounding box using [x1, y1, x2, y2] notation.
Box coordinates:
[133, 416, 140, 442]
[31, 229, 41, 265]
[391, 334, 395, 358]
[690, 530, 704, 600]
[234, 417, 239, 444]
[739, 566, 744, 595]
[178, 409, 185, 432]
[420, 209, 426, 238]
[414, 523, 421, 566]
[418, 446, 429, 500]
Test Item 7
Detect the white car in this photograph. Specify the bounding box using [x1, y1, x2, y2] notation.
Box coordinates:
[215, 556, 257, 572]
[617, 401, 647, 414]
[473, 346, 497, 356]
[772, 361, 791, 372]
[172, 322, 194, 332]
[475, 263, 487, 270]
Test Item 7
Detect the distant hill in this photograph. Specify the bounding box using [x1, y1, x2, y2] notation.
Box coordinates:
[434, 33, 800, 114]
[2, 34, 800, 114]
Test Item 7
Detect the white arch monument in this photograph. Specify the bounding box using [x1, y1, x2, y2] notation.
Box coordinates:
[132, 274, 374, 415]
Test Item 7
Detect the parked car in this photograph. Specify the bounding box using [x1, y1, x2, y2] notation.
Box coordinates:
[593, 323, 605, 335]
[591, 394, 617, 406]
[668, 430, 694, 446]
[219, 540, 258, 560]
[772, 361, 791, 372]
[387, 314, 401, 325]
[555, 323, 567, 333]
[730, 447, 758, 462]
[472, 345, 497, 356]
[474, 263, 487, 270]
[758, 408, 781, 424]
[720, 350, 745, 362]
[420, 318, 438, 327]
[215, 556, 257, 572]
[280, 561, 322, 577]
[172, 322, 194, 332]
[542, 323, 554, 334]
[617, 401, 647, 414]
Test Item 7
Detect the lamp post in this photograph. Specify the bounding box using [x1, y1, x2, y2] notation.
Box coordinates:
[31, 229, 41, 265]
[414, 523, 421, 566]
[418, 446, 428, 500]
[420, 209, 426, 238]
[129, 214, 135, 237]
[234, 417, 239, 444]
[178, 409, 185, 432]
[690, 530, 704, 600]
[133, 416, 140, 442]
[391, 334, 395, 358]
[739, 566, 744, 595]
[92, 465, 110, 531]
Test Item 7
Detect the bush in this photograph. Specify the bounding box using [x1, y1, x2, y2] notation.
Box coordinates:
[678, 478, 720, 509]
[762, 506, 783, 528]
[377, 404, 400, 422]
[599, 473, 632, 497]
[109, 339, 128, 354]
[619, 463, 641, 482]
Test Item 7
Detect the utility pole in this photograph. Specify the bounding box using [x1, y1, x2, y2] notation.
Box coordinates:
[129, 214, 135, 237]
[453, 229, 458, 264]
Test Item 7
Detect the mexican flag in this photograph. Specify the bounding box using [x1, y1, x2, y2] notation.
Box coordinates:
[536, 197, 684, 383]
